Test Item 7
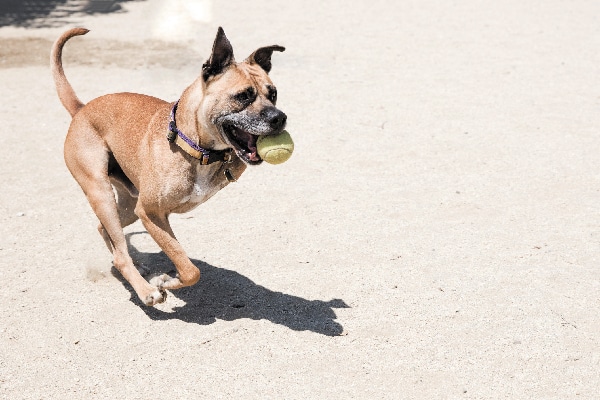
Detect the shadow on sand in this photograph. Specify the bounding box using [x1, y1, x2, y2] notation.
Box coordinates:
[116, 232, 349, 337]
[0, 0, 144, 28]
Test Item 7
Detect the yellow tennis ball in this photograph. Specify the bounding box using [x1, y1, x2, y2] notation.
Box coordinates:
[257, 130, 294, 164]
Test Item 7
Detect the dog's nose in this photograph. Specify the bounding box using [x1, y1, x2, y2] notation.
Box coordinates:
[261, 107, 287, 131]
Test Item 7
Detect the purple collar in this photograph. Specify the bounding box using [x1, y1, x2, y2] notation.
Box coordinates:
[167, 100, 233, 165]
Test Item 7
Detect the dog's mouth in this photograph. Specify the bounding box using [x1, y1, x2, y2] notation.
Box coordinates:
[222, 124, 262, 165]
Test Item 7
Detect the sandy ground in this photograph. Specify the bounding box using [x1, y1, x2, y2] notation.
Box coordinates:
[1, 0, 600, 398]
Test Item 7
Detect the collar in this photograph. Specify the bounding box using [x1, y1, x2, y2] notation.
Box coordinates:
[167, 100, 233, 165]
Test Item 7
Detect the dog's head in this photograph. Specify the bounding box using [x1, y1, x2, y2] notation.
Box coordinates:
[200, 27, 286, 165]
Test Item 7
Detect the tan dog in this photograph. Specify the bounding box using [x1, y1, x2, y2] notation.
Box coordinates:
[51, 27, 286, 306]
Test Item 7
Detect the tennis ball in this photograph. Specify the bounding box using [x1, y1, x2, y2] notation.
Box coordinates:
[257, 130, 294, 164]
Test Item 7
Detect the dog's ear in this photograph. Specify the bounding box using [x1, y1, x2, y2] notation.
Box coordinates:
[246, 45, 285, 73]
[202, 27, 235, 81]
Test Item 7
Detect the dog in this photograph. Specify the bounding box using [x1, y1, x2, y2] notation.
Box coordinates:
[51, 27, 286, 306]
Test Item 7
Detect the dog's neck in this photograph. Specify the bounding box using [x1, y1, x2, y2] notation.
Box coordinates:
[169, 86, 246, 182]
[176, 83, 227, 151]
[168, 100, 233, 164]
[169, 82, 235, 165]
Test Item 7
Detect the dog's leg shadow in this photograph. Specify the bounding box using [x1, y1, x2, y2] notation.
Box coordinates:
[115, 231, 349, 336]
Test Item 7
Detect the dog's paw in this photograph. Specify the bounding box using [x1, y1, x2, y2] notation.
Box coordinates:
[149, 273, 182, 290]
[143, 289, 167, 306]
[149, 273, 169, 288]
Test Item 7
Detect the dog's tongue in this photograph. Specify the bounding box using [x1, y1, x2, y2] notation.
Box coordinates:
[234, 128, 259, 161]
[247, 139, 257, 154]
[248, 149, 260, 162]
[248, 140, 260, 161]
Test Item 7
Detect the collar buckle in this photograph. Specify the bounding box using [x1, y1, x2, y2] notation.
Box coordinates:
[167, 121, 177, 142]
[169, 100, 234, 166]
[223, 150, 234, 164]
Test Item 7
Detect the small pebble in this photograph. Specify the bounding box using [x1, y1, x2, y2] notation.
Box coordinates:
[16, 212, 25, 217]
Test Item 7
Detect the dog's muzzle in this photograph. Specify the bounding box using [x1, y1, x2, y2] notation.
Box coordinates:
[221, 107, 287, 165]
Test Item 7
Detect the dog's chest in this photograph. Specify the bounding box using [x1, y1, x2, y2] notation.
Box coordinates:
[182, 165, 230, 207]
[174, 157, 246, 212]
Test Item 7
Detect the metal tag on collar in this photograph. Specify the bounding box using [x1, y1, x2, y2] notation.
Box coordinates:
[224, 169, 236, 182]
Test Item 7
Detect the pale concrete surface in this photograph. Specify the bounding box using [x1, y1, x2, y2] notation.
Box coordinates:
[1, 0, 599, 398]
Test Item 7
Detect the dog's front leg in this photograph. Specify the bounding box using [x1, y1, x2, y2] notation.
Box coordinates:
[135, 205, 200, 291]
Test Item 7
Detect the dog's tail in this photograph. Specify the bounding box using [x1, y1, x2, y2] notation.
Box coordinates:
[51, 27, 89, 117]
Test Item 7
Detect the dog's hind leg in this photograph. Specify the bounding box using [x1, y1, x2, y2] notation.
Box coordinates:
[97, 176, 150, 275]
[96, 154, 140, 257]
[64, 127, 165, 306]
[97, 179, 138, 251]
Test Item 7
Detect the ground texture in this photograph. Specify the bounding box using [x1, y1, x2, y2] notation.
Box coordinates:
[0, 0, 599, 398]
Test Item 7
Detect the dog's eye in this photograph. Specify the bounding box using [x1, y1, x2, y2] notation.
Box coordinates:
[267, 87, 277, 104]
[235, 88, 255, 105]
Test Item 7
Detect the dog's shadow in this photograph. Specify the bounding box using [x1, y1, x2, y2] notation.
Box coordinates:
[118, 232, 349, 336]
[0, 0, 137, 28]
